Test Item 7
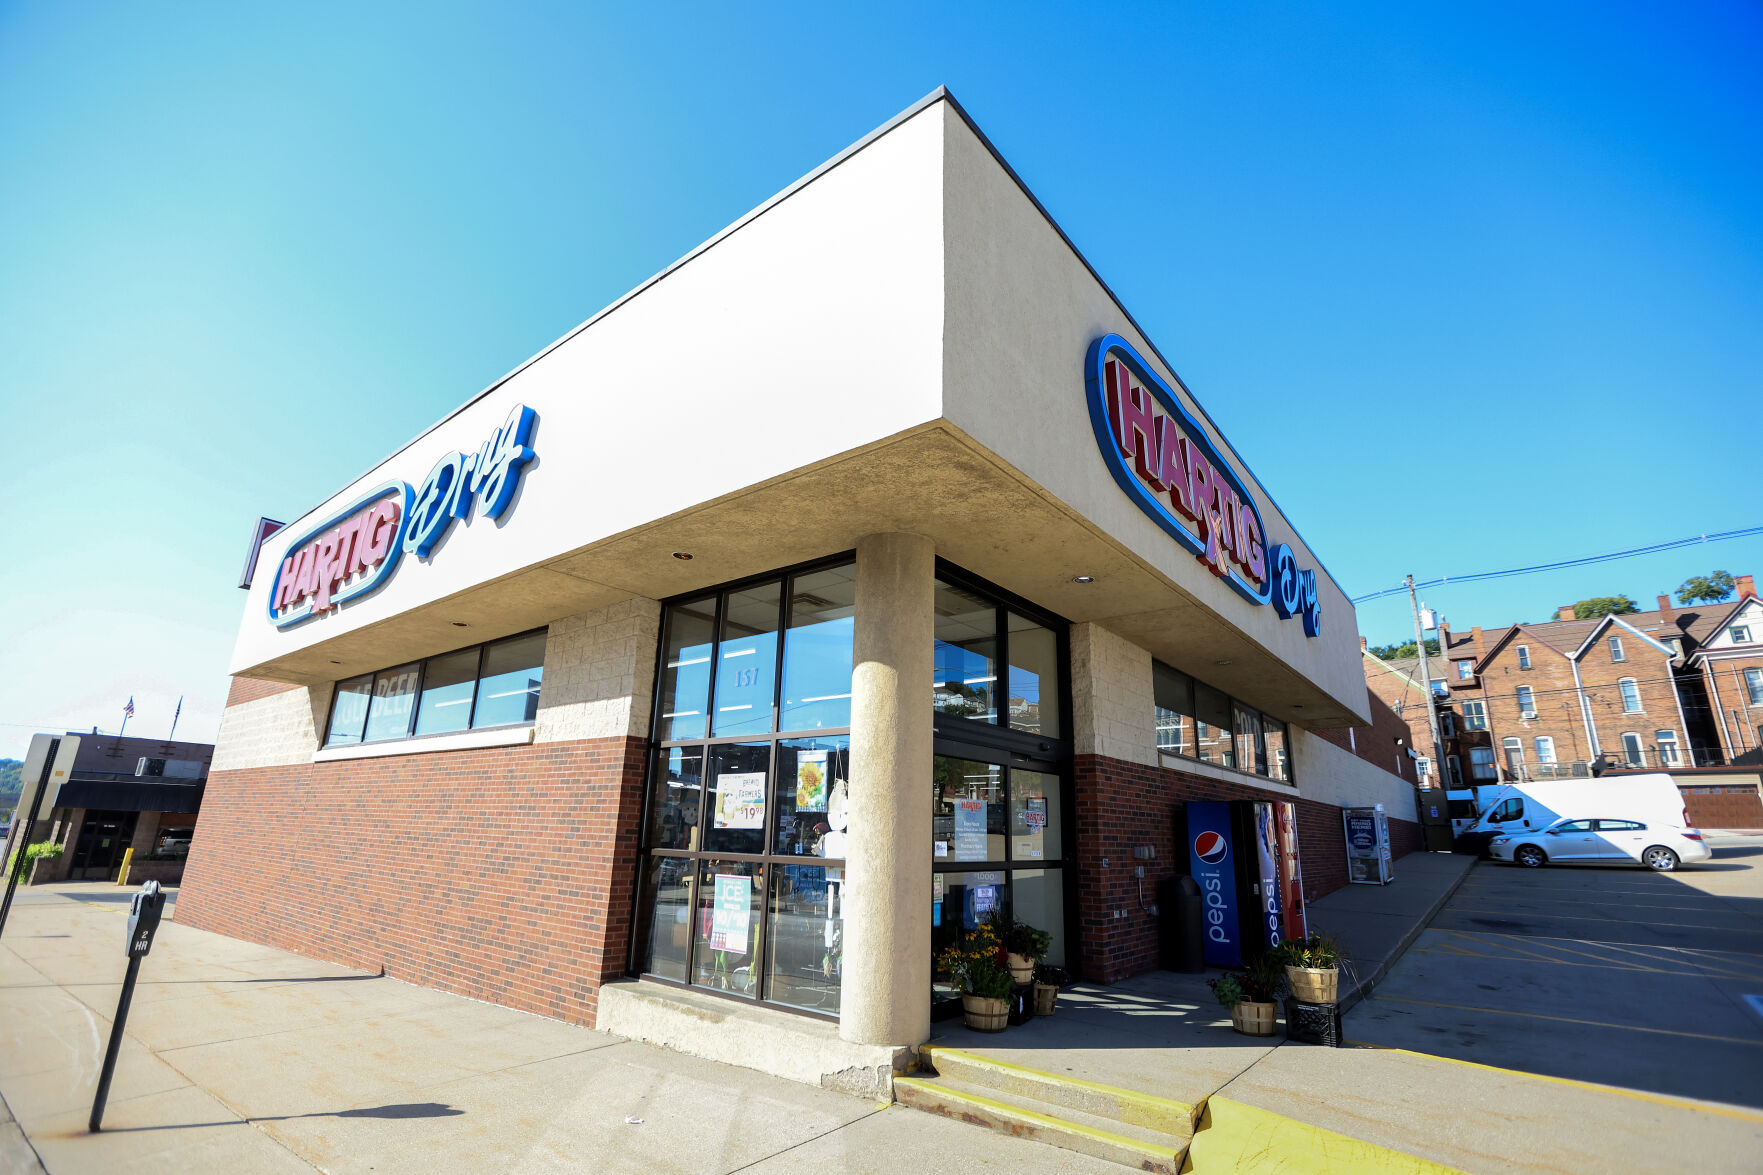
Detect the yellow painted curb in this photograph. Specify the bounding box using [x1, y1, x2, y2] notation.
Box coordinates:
[1186, 1096, 1462, 1174]
[894, 1076, 1181, 1169]
[1342, 1042, 1763, 1125]
[919, 1045, 1197, 1133]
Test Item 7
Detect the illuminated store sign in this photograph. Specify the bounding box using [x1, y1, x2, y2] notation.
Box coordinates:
[1085, 335, 1320, 636]
[267, 404, 538, 629]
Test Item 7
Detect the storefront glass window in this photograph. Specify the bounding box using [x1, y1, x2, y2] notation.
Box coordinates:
[1153, 663, 1195, 756]
[1233, 703, 1266, 776]
[641, 857, 692, 982]
[414, 648, 479, 736]
[659, 599, 716, 742]
[933, 580, 998, 722]
[765, 864, 843, 1014]
[691, 859, 764, 995]
[714, 581, 782, 737]
[645, 746, 704, 852]
[1007, 613, 1060, 737]
[326, 677, 372, 746]
[1009, 868, 1066, 967]
[1264, 718, 1290, 781]
[1194, 681, 1235, 767]
[781, 566, 856, 732]
[473, 632, 545, 728]
[773, 737, 850, 857]
[702, 743, 770, 856]
[364, 664, 420, 742]
[934, 758, 1004, 863]
[1009, 770, 1061, 861]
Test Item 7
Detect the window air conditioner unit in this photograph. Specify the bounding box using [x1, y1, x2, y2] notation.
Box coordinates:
[1520, 710, 1537, 720]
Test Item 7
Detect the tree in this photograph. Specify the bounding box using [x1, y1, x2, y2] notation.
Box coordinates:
[1369, 638, 1439, 661]
[1677, 571, 1736, 606]
[1573, 596, 1639, 619]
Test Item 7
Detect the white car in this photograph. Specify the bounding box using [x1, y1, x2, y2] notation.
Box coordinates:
[1490, 817, 1711, 872]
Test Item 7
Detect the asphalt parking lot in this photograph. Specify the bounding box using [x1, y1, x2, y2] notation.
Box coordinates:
[1346, 832, 1763, 1109]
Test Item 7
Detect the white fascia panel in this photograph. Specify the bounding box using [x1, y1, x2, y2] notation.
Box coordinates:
[230, 101, 947, 675]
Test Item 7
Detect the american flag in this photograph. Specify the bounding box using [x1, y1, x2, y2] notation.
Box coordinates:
[123, 696, 135, 718]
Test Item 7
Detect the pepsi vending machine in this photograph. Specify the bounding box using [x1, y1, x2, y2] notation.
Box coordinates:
[1180, 800, 1304, 968]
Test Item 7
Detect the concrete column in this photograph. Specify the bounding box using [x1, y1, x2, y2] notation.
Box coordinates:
[840, 532, 935, 1048]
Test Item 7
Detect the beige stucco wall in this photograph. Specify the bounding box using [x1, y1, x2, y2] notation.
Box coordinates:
[1071, 622, 1158, 767]
[210, 685, 332, 772]
[1286, 729, 1419, 814]
[533, 597, 662, 743]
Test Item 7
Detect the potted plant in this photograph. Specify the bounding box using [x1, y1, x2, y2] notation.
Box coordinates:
[990, 910, 1053, 984]
[1208, 952, 1285, 1037]
[936, 921, 1014, 1032]
[1276, 934, 1342, 1005]
[1032, 964, 1067, 1016]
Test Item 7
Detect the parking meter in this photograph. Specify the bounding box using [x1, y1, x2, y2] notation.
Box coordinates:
[126, 880, 164, 957]
[92, 879, 165, 1131]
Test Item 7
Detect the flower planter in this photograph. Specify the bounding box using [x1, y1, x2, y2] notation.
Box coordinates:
[962, 994, 1010, 1033]
[1033, 982, 1059, 1016]
[1006, 953, 1036, 985]
[1285, 965, 1339, 1005]
[1230, 1000, 1278, 1037]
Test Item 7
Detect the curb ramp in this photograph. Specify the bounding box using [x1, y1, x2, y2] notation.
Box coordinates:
[1184, 1096, 1463, 1174]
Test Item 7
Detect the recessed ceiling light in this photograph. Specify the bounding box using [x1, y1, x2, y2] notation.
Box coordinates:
[1215, 660, 1231, 666]
[1292, 703, 1304, 709]
[672, 551, 693, 561]
[329, 660, 341, 665]
[452, 621, 469, 627]
[1072, 575, 1094, 584]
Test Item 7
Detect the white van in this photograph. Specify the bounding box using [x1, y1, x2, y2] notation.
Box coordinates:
[1456, 774, 1692, 855]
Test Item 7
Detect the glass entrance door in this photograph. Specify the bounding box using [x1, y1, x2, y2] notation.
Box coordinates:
[69, 810, 137, 881]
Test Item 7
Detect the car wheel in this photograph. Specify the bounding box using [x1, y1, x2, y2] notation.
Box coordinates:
[1515, 846, 1546, 868]
[1643, 846, 1679, 872]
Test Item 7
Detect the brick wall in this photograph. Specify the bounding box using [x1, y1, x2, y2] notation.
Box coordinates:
[1315, 692, 1419, 783]
[175, 735, 647, 1027]
[1072, 752, 1419, 984]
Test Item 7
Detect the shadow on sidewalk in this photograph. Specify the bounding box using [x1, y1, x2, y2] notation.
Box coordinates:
[89, 1102, 465, 1134]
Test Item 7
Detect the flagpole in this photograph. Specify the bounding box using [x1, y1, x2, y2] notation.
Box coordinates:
[168, 697, 183, 743]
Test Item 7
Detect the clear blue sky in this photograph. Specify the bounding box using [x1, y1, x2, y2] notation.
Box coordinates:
[3, 2, 1760, 757]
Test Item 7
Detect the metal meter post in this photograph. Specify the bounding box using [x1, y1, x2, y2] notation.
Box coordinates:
[0, 734, 79, 943]
[89, 880, 165, 1132]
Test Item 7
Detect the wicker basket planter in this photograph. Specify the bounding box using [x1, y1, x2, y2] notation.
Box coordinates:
[962, 994, 1010, 1033]
[1230, 1000, 1278, 1037]
[1285, 965, 1339, 1005]
[1006, 953, 1036, 985]
[1033, 982, 1059, 1016]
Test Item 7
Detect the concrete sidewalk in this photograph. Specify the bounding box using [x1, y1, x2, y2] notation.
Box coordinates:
[0, 884, 1119, 1175]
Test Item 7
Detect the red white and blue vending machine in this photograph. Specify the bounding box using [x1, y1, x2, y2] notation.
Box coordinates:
[1182, 799, 1308, 967]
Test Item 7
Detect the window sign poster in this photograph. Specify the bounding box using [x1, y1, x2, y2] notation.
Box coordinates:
[714, 772, 767, 829]
[795, 751, 829, 812]
[1024, 798, 1048, 830]
[954, 798, 987, 861]
[710, 874, 751, 953]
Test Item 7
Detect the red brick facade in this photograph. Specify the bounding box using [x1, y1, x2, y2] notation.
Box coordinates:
[1072, 752, 1420, 984]
[225, 676, 303, 707]
[175, 734, 647, 1026]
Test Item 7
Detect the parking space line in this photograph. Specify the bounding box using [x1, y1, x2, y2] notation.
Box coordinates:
[1338, 1042, 1763, 1124]
[1443, 907, 1758, 933]
[1366, 995, 1763, 1048]
[1442, 930, 1744, 977]
[1411, 947, 1708, 979]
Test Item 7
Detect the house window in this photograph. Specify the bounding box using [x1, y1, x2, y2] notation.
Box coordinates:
[1608, 635, 1625, 662]
[1535, 736, 1557, 764]
[1455, 660, 1473, 680]
[1501, 736, 1524, 776]
[1655, 730, 1682, 767]
[1447, 755, 1463, 787]
[324, 630, 546, 747]
[1619, 677, 1642, 713]
[1516, 685, 1535, 715]
[1732, 625, 1752, 644]
[1620, 732, 1644, 767]
[1517, 646, 1531, 670]
[1462, 700, 1488, 731]
[1439, 712, 1456, 738]
[1469, 747, 1497, 780]
[1748, 668, 1763, 707]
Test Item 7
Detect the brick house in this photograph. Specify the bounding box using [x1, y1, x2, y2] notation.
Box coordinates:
[1687, 576, 1763, 766]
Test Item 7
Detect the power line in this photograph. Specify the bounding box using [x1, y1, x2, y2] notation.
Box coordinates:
[1352, 525, 1763, 603]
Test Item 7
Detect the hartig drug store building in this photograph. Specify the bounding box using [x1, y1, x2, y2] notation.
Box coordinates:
[180, 90, 1426, 1094]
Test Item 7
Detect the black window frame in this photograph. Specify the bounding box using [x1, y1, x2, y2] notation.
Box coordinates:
[322, 628, 547, 748]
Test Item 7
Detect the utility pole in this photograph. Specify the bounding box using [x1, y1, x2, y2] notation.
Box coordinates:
[1408, 575, 1449, 835]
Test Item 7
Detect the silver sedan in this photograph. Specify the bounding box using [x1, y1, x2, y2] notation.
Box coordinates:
[1489, 818, 1712, 872]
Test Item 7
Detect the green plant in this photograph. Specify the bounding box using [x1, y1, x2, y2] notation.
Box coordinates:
[1209, 975, 1244, 1008]
[6, 840, 62, 875]
[1034, 964, 1068, 986]
[987, 908, 1053, 959]
[1678, 571, 1736, 605]
[1245, 951, 1287, 1000]
[967, 956, 1015, 999]
[1275, 934, 1341, 969]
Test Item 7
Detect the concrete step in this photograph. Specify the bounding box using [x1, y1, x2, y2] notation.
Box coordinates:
[893, 1075, 1189, 1173]
[919, 1045, 1199, 1137]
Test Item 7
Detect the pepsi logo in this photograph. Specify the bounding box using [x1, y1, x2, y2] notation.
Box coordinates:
[1194, 830, 1228, 864]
